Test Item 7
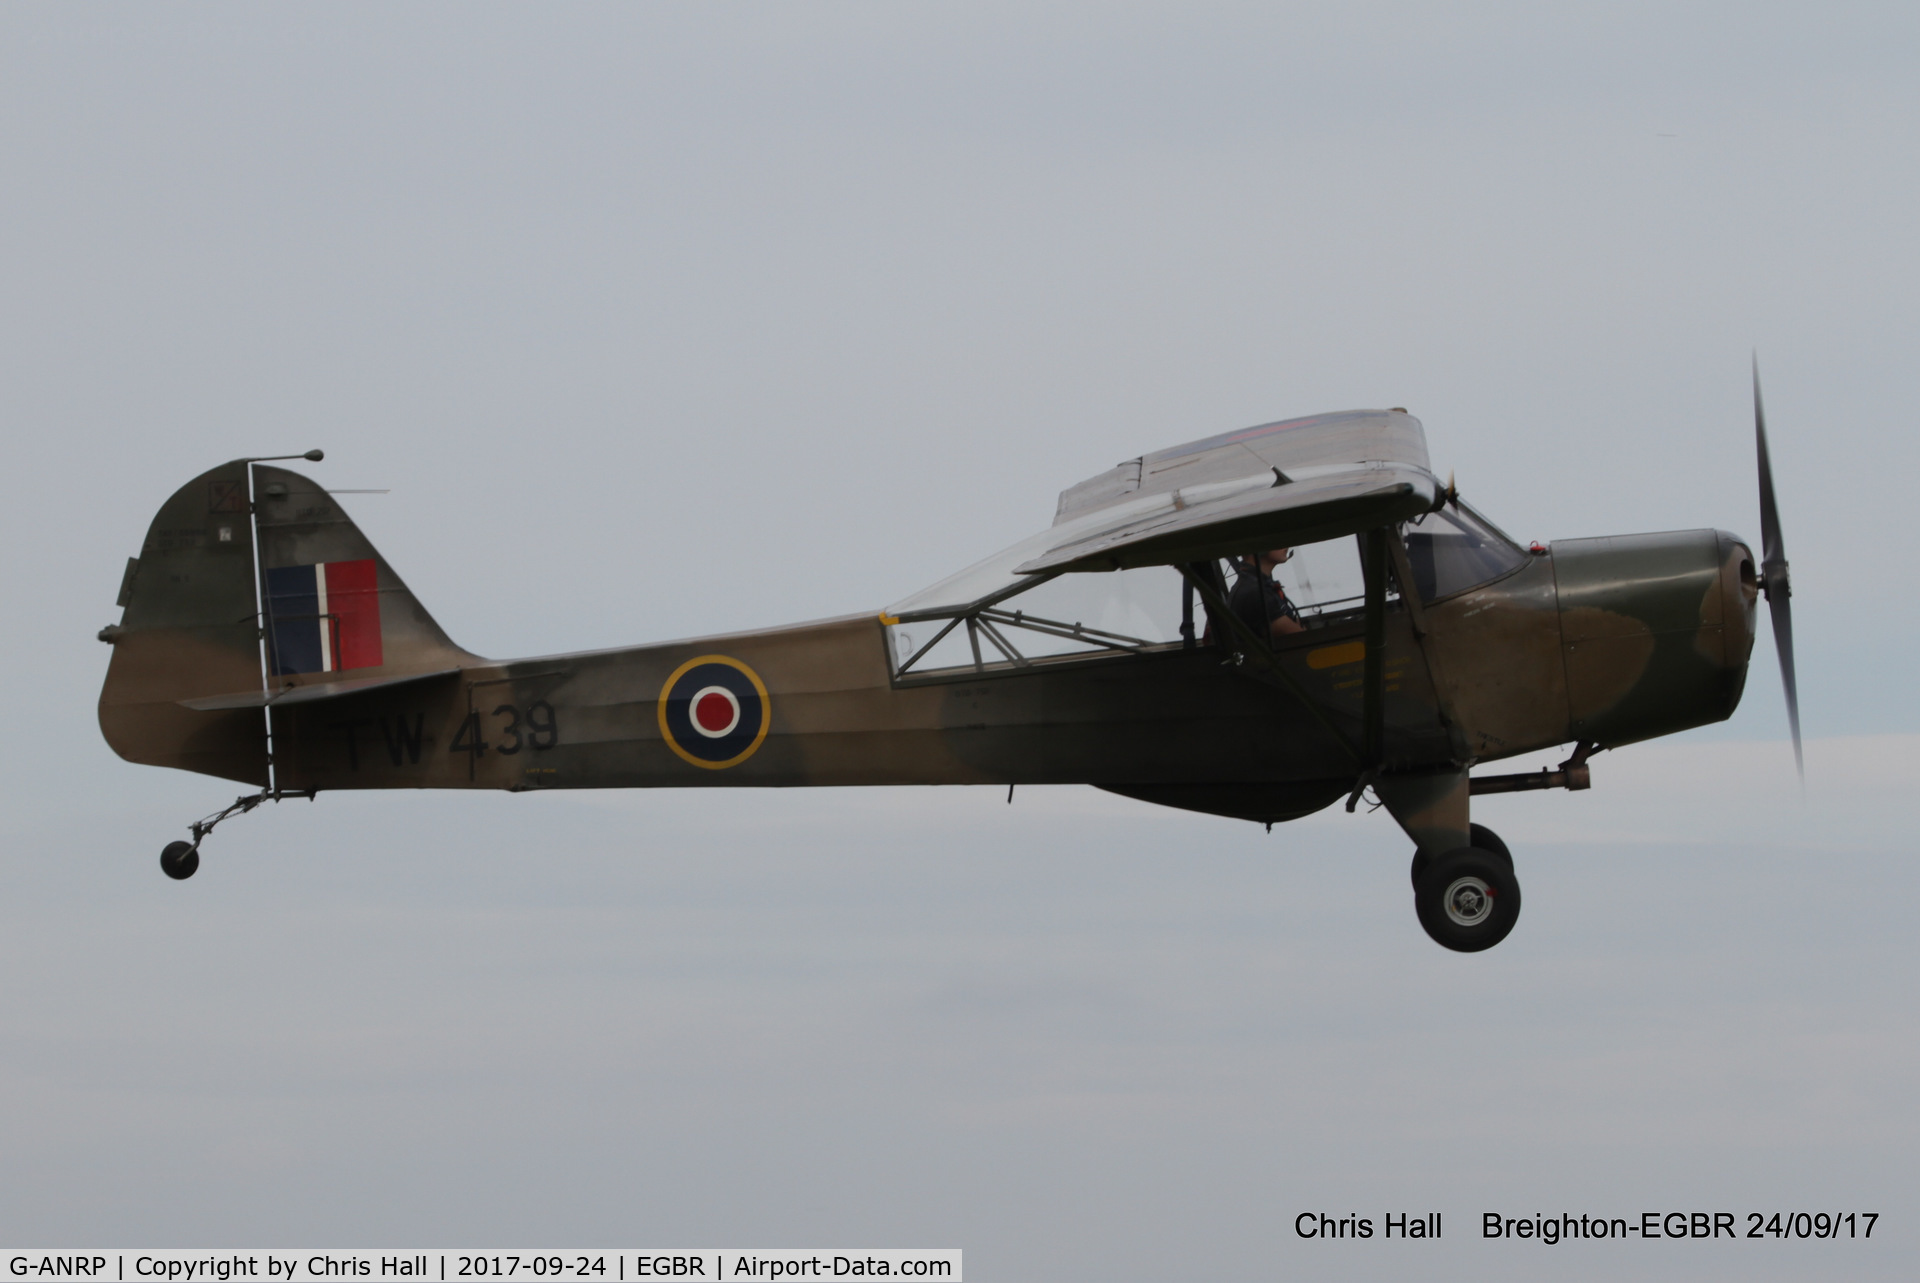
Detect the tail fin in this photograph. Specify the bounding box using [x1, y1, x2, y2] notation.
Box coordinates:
[249, 464, 471, 679]
[100, 461, 474, 784]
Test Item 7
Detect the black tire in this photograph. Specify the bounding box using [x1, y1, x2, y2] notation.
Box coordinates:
[1414, 846, 1520, 952]
[1470, 823, 1511, 865]
[1411, 824, 1512, 887]
[160, 841, 199, 881]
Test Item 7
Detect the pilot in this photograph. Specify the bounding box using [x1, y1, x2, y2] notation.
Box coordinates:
[1229, 548, 1306, 641]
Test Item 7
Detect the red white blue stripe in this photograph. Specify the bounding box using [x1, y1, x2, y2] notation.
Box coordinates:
[265, 559, 383, 676]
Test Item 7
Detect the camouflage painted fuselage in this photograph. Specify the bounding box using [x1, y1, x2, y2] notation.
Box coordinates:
[100, 457, 1758, 829]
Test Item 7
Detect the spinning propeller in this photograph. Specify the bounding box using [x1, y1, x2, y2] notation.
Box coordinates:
[1753, 357, 1802, 779]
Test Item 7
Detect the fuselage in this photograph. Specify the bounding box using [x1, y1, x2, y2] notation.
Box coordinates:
[98, 455, 1759, 832]
[261, 526, 1757, 826]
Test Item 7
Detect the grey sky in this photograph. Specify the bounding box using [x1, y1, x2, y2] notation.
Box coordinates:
[1, 5, 1915, 1278]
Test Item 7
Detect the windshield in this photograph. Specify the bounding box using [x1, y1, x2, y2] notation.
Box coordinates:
[1400, 503, 1527, 601]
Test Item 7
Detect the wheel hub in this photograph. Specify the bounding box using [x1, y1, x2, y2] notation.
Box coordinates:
[1443, 875, 1494, 927]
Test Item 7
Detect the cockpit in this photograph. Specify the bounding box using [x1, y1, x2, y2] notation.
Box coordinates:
[883, 501, 1527, 680]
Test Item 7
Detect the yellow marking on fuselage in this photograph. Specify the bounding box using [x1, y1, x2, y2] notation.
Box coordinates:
[1307, 641, 1367, 669]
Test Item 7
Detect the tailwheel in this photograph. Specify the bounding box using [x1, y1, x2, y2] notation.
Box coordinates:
[154, 787, 317, 882]
[159, 841, 200, 881]
[1414, 846, 1521, 952]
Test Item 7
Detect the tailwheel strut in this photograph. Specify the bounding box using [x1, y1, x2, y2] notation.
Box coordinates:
[158, 787, 317, 881]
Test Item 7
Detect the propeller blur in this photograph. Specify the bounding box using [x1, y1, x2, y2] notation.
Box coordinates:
[1754, 357, 1803, 780]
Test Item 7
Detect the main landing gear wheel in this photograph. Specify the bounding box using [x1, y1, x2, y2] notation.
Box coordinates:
[1414, 847, 1521, 952]
[159, 841, 199, 881]
[1409, 823, 1510, 887]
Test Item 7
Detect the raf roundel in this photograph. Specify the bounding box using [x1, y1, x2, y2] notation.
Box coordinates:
[658, 656, 771, 769]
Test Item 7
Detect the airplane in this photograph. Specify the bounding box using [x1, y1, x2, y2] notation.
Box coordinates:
[97, 370, 1798, 952]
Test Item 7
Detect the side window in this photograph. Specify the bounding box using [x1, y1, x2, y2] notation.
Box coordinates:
[889, 564, 1187, 676]
[1221, 533, 1374, 633]
[1265, 536, 1367, 622]
[885, 532, 1385, 678]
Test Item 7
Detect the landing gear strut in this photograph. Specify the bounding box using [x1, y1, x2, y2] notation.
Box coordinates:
[156, 787, 317, 881]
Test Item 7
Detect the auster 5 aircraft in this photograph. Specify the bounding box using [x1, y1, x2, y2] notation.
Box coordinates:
[99, 372, 1799, 951]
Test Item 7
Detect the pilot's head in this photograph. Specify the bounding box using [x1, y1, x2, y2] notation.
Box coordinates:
[1255, 548, 1293, 573]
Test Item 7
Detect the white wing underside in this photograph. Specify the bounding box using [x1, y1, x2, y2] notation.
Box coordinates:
[886, 409, 1441, 619]
[1021, 409, 1440, 573]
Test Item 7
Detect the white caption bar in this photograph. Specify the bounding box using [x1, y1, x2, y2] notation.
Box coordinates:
[2, 1255, 958, 1283]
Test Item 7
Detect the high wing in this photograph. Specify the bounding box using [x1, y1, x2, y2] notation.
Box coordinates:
[1016, 409, 1440, 573]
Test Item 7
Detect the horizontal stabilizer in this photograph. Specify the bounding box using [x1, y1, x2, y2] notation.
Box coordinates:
[179, 668, 460, 710]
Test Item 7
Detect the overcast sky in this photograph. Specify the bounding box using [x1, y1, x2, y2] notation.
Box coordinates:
[1, 5, 1915, 1279]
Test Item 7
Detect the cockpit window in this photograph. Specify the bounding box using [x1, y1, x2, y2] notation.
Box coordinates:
[1400, 503, 1527, 602]
[886, 565, 1186, 675]
[1269, 536, 1367, 619]
[885, 532, 1380, 678]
